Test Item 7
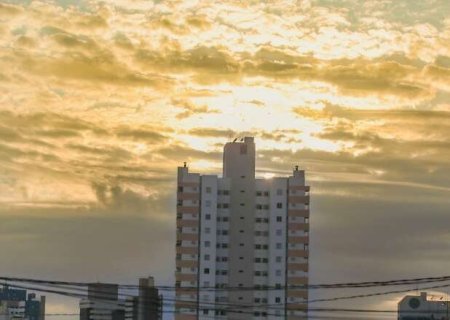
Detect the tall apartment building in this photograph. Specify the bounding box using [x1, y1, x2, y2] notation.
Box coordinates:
[175, 137, 310, 320]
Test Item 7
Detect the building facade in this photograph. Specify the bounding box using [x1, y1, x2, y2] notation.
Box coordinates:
[0, 286, 45, 320]
[398, 292, 449, 320]
[175, 137, 310, 320]
[125, 278, 162, 320]
[80, 279, 162, 320]
[80, 283, 124, 320]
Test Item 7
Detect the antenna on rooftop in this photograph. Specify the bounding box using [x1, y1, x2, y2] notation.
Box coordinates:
[183, 162, 187, 167]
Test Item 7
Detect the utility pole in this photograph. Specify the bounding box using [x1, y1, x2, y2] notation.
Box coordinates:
[447, 291, 449, 320]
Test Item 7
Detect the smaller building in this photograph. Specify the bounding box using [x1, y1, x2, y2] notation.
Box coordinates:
[398, 292, 449, 320]
[124, 278, 162, 320]
[0, 286, 45, 320]
[80, 278, 162, 320]
[80, 283, 123, 320]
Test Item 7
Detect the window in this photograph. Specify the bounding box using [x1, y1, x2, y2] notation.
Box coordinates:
[276, 229, 282, 236]
[276, 243, 282, 249]
[223, 217, 229, 222]
[205, 214, 211, 220]
[223, 190, 230, 195]
[256, 191, 262, 196]
[205, 241, 210, 247]
[276, 256, 282, 263]
[203, 309, 209, 315]
[204, 254, 210, 261]
[204, 268, 210, 274]
[277, 189, 283, 195]
[178, 186, 183, 192]
[177, 200, 183, 206]
[277, 202, 283, 209]
[205, 200, 211, 207]
[276, 216, 282, 222]
[206, 187, 211, 193]
[276, 270, 281, 276]
[264, 191, 269, 196]
[223, 203, 229, 209]
[205, 227, 210, 234]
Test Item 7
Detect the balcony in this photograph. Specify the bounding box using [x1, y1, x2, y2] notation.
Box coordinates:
[288, 249, 309, 258]
[177, 192, 200, 201]
[288, 223, 309, 232]
[177, 219, 198, 228]
[288, 209, 309, 218]
[288, 195, 310, 204]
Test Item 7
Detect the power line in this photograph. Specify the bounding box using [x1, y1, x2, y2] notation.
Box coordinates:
[2, 275, 450, 291]
[2, 276, 450, 320]
[2, 279, 450, 314]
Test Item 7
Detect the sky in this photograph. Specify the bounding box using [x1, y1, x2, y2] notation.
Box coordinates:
[0, 0, 449, 318]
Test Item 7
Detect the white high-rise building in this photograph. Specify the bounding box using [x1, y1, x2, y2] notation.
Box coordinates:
[175, 137, 310, 320]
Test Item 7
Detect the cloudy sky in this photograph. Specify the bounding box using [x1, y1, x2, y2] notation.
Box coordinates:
[0, 0, 449, 318]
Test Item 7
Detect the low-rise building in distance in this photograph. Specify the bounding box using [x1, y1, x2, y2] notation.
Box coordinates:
[0, 286, 45, 320]
[398, 292, 449, 320]
[80, 278, 162, 320]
